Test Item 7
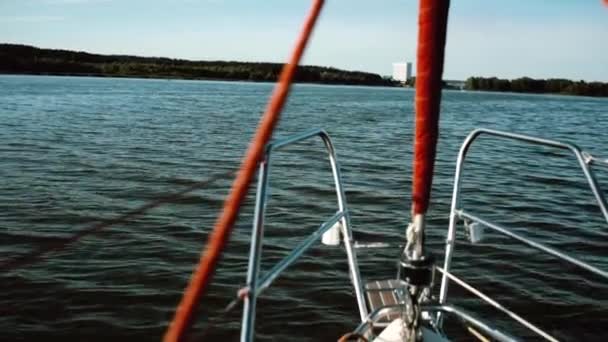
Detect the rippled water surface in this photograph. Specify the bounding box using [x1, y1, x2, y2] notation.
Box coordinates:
[1, 75, 607, 341]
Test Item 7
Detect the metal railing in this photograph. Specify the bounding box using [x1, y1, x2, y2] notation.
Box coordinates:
[438, 128, 608, 341]
[240, 129, 368, 342]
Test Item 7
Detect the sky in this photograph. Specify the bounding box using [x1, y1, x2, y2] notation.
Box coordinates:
[1, 0, 607, 81]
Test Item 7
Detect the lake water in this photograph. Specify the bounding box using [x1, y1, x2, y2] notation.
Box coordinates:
[1, 75, 607, 341]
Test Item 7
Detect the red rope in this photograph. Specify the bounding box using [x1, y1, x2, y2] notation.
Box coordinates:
[412, 0, 450, 215]
[163, 1, 325, 341]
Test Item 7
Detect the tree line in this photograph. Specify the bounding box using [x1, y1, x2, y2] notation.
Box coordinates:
[0, 44, 396, 86]
[465, 76, 608, 97]
[4, 44, 606, 96]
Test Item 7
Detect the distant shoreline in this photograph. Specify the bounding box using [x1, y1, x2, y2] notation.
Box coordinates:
[0, 43, 398, 87]
[0, 71, 402, 88]
[2, 43, 607, 97]
[462, 76, 608, 98]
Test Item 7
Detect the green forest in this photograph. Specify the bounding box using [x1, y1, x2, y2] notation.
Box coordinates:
[0, 44, 395, 86]
[3, 44, 607, 96]
[464, 76, 608, 97]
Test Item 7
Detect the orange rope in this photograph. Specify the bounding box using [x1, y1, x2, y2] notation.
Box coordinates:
[163, 1, 325, 341]
[412, 0, 450, 215]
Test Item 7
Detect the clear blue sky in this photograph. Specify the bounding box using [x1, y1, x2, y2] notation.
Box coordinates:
[2, 0, 607, 81]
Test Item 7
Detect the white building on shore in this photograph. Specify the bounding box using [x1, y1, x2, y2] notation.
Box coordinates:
[392, 62, 413, 83]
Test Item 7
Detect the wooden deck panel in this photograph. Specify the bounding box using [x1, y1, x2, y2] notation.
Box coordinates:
[364, 279, 407, 323]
